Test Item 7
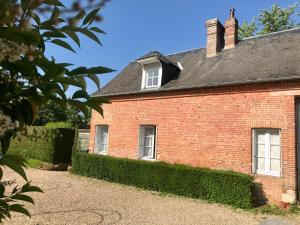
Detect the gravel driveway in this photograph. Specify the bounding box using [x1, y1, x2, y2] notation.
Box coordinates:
[2, 168, 299, 225]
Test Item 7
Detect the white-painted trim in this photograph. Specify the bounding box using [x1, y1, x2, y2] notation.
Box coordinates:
[140, 59, 162, 90]
[94, 125, 109, 155]
[252, 129, 281, 177]
[177, 62, 183, 71]
[138, 125, 157, 160]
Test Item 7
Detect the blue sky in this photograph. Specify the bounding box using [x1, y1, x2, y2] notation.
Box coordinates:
[46, 0, 300, 95]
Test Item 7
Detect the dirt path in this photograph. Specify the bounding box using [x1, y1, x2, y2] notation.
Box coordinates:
[2, 168, 299, 225]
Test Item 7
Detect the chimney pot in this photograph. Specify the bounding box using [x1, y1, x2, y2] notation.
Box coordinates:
[230, 8, 235, 18]
[224, 8, 239, 49]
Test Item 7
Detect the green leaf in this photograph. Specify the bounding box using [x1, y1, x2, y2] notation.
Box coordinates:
[0, 155, 27, 181]
[74, 10, 86, 21]
[0, 184, 4, 196]
[9, 204, 31, 217]
[87, 74, 100, 90]
[12, 194, 34, 205]
[42, 31, 66, 38]
[72, 90, 89, 100]
[54, 77, 82, 87]
[88, 66, 115, 74]
[80, 29, 102, 45]
[31, 12, 41, 25]
[0, 28, 41, 45]
[64, 30, 80, 47]
[5, 155, 27, 167]
[21, 0, 30, 9]
[83, 8, 101, 25]
[51, 7, 61, 21]
[76, 77, 86, 90]
[21, 183, 43, 193]
[61, 83, 69, 92]
[69, 67, 88, 76]
[69, 101, 89, 117]
[44, 0, 65, 7]
[51, 39, 75, 53]
[90, 27, 106, 34]
[86, 102, 104, 116]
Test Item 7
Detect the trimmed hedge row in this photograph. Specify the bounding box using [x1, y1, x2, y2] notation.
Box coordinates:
[9, 126, 75, 164]
[72, 152, 255, 208]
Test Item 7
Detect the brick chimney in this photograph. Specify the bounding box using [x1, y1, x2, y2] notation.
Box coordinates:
[205, 18, 224, 57]
[224, 8, 239, 49]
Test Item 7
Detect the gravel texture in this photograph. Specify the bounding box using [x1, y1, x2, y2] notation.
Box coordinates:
[2, 168, 300, 225]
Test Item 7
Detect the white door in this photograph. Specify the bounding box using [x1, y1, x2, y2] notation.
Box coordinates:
[140, 126, 156, 159]
[95, 125, 108, 154]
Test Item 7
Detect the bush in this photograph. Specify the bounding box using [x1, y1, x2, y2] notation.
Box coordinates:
[26, 158, 43, 169]
[9, 126, 75, 164]
[45, 121, 73, 128]
[72, 153, 255, 208]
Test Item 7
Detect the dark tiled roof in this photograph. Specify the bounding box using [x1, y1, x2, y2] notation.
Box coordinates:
[93, 28, 300, 97]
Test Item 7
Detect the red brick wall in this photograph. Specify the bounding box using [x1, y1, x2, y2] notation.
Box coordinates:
[89, 82, 300, 205]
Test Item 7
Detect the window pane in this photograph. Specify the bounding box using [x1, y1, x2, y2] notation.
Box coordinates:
[153, 77, 158, 86]
[270, 145, 280, 159]
[257, 158, 265, 170]
[257, 144, 265, 157]
[140, 126, 156, 159]
[145, 63, 160, 87]
[144, 136, 152, 147]
[147, 77, 153, 87]
[144, 127, 153, 136]
[98, 126, 108, 153]
[270, 159, 280, 172]
[270, 131, 280, 145]
[143, 147, 151, 157]
[257, 132, 265, 144]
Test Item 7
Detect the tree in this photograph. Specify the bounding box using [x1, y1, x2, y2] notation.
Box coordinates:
[239, 3, 299, 39]
[34, 101, 68, 125]
[238, 20, 257, 40]
[34, 101, 91, 128]
[0, 0, 112, 221]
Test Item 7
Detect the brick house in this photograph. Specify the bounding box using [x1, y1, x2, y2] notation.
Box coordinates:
[89, 10, 300, 206]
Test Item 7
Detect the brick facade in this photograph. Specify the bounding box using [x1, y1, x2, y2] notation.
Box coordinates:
[89, 81, 300, 205]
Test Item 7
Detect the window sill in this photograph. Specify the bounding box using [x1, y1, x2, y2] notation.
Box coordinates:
[253, 171, 281, 178]
[96, 152, 107, 156]
[142, 86, 161, 90]
[140, 157, 156, 161]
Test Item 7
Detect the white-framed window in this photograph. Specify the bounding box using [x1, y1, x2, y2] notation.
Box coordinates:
[252, 129, 281, 176]
[95, 125, 109, 154]
[139, 125, 156, 160]
[144, 63, 160, 88]
[140, 61, 162, 89]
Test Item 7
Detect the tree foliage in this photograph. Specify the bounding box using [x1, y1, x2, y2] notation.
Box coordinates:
[239, 3, 299, 39]
[0, 0, 112, 221]
[34, 101, 91, 128]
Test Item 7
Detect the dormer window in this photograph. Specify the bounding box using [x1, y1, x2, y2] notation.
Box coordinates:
[144, 63, 161, 88]
[137, 51, 182, 90]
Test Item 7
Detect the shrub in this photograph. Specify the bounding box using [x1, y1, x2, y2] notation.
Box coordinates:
[72, 153, 255, 208]
[26, 158, 43, 169]
[45, 121, 73, 128]
[9, 126, 75, 164]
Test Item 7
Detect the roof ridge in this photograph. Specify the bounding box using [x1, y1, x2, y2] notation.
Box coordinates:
[240, 27, 300, 42]
[166, 47, 203, 57]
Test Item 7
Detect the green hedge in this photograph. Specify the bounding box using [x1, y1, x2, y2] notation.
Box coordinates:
[72, 153, 255, 208]
[9, 126, 75, 164]
[45, 122, 73, 128]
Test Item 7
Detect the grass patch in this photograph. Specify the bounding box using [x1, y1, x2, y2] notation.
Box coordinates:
[25, 158, 43, 169]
